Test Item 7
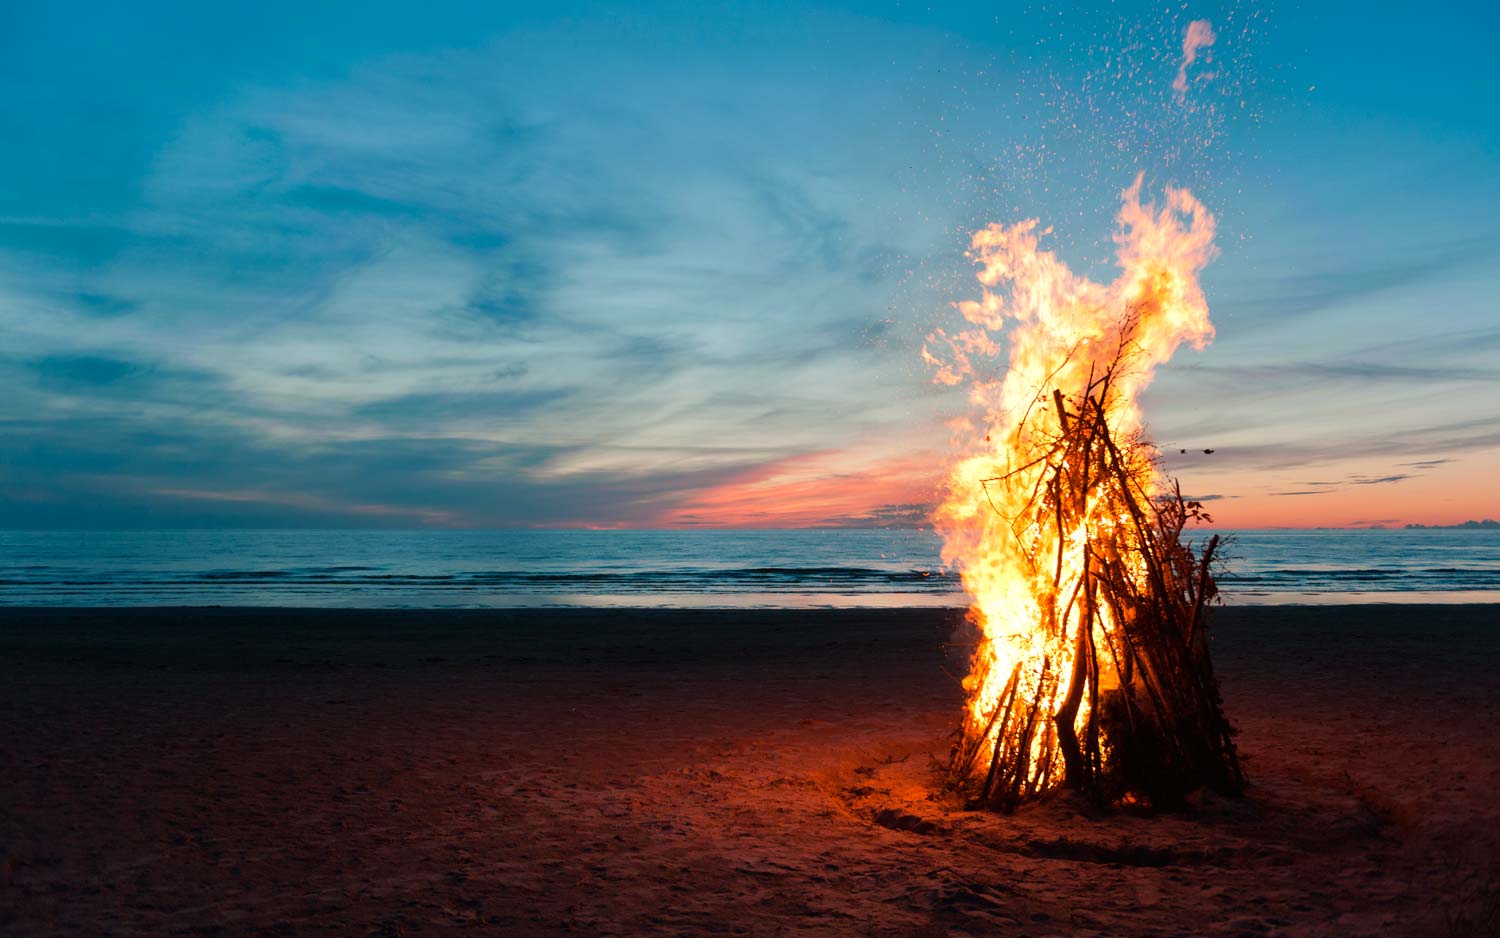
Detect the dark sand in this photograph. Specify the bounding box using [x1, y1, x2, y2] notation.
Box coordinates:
[3, 605, 1498, 937]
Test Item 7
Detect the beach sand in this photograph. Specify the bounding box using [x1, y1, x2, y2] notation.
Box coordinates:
[3, 604, 1497, 936]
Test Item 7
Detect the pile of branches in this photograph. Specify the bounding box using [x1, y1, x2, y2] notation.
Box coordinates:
[948, 361, 1244, 812]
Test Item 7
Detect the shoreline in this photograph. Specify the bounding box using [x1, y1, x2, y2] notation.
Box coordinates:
[4, 604, 1498, 935]
[5, 591, 1500, 610]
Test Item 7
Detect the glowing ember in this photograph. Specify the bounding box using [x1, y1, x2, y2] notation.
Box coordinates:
[926, 174, 1242, 809]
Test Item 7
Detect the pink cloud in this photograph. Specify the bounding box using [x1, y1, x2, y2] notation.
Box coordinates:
[654, 449, 940, 529]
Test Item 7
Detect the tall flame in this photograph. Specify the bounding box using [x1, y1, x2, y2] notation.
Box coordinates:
[927, 174, 1218, 799]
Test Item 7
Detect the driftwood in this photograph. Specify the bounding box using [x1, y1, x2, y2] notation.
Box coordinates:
[948, 346, 1243, 812]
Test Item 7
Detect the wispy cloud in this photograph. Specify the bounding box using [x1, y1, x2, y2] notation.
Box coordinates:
[150, 486, 462, 526]
[0, 20, 987, 527]
[1212, 235, 1500, 330]
[1348, 474, 1413, 486]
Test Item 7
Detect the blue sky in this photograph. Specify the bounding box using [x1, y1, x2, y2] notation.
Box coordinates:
[2, 0, 1497, 528]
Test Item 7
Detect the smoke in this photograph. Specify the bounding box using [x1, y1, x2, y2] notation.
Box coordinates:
[1172, 19, 1218, 99]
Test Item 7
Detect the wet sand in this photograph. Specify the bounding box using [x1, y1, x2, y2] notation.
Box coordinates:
[2, 605, 1498, 936]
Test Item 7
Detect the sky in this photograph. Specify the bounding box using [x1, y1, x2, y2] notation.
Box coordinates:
[1, 0, 1497, 530]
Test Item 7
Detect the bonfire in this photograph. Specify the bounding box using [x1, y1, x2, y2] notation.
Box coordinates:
[926, 176, 1243, 811]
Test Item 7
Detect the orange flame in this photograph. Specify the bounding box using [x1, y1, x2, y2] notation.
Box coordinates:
[926, 174, 1217, 791]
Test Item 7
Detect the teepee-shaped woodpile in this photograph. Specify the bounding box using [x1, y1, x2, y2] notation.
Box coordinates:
[946, 354, 1244, 811]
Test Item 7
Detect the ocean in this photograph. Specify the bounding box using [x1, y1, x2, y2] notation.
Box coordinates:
[2, 528, 1498, 607]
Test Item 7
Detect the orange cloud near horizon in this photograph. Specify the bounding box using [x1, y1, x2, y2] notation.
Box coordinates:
[655, 448, 940, 529]
[649, 438, 1500, 531]
[1183, 457, 1500, 529]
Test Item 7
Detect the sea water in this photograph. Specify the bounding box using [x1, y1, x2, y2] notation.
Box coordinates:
[1, 528, 1497, 607]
